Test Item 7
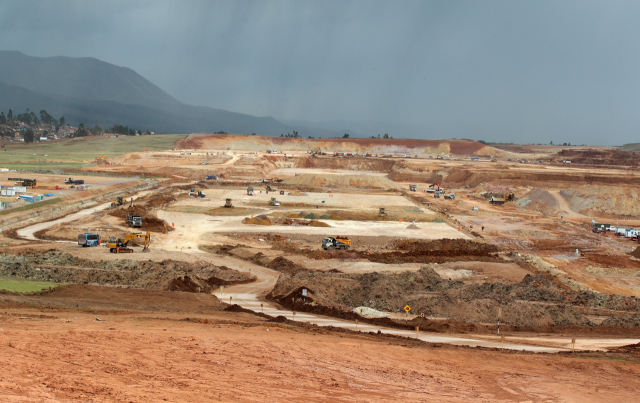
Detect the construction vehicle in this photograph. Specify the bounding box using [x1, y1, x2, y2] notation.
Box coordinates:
[111, 196, 124, 208]
[126, 212, 142, 228]
[268, 197, 281, 206]
[410, 184, 417, 191]
[444, 193, 456, 200]
[107, 232, 150, 253]
[95, 155, 109, 165]
[224, 198, 234, 208]
[14, 178, 37, 187]
[265, 184, 276, 192]
[64, 178, 84, 185]
[78, 233, 100, 247]
[271, 177, 284, 183]
[379, 207, 386, 217]
[247, 186, 254, 196]
[279, 190, 285, 195]
[322, 236, 351, 250]
[489, 193, 515, 204]
[205, 175, 218, 180]
[434, 192, 440, 198]
[188, 188, 206, 198]
[427, 183, 440, 193]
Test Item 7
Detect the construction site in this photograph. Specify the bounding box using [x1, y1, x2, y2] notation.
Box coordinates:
[1, 134, 640, 400]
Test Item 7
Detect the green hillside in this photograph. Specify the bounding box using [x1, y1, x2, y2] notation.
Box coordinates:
[618, 143, 640, 152]
[0, 134, 186, 170]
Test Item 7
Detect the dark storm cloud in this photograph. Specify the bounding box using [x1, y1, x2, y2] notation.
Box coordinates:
[1, 0, 639, 145]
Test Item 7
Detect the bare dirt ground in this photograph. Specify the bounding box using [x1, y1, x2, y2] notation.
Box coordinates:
[2, 307, 640, 402]
[5, 135, 640, 400]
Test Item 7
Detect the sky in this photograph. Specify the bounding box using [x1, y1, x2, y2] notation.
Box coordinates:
[1, 0, 640, 145]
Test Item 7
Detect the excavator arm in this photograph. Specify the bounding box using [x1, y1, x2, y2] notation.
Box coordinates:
[109, 232, 150, 253]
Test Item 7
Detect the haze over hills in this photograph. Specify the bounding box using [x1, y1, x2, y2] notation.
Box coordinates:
[0, 51, 296, 136]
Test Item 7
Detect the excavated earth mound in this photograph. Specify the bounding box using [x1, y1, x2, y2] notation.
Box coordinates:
[0, 252, 255, 292]
[270, 267, 640, 327]
[283, 174, 400, 190]
[176, 134, 505, 156]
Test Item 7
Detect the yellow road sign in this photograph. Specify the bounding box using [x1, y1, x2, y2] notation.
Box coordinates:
[404, 305, 411, 312]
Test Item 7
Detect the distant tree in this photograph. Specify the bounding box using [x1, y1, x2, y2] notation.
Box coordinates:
[7, 109, 12, 121]
[378, 134, 381, 139]
[30, 111, 38, 124]
[478, 140, 486, 144]
[383, 133, 389, 139]
[0, 112, 5, 124]
[280, 134, 284, 137]
[342, 133, 349, 138]
[251, 133, 256, 136]
[549, 141, 554, 145]
[59, 116, 65, 127]
[23, 129, 35, 143]
[55, 124, 60, 132]
[39, 110, 54, 125]
[90, 125, 103, 136]
[562, 142, 567, 146]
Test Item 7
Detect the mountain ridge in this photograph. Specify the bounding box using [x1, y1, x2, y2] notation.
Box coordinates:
[0, 51, 295, 135]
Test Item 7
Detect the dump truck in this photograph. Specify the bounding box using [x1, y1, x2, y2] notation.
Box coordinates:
[322, 236, 351, 250]
[268, 197, 281, 206]
[379, 207, 386, 217]
[410, 184, 417, 191]
[64, 178, 84, 185]
[126, 212, 142, 228]
[224, 198, 234, 208]
[434, 192, 440, 198]
[205, 175, 217, 180]
[489, 193, 515, 204]
[107, 232, 150, 253]
[247, 186, 254, 195]
[110, 196, 124, 208]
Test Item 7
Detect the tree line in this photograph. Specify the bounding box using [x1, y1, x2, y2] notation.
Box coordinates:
[0, 108, 66, 129]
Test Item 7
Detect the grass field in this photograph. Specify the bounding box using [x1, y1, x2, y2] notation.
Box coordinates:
[0, 277, 63, 293]
[0, 134, 186, 170]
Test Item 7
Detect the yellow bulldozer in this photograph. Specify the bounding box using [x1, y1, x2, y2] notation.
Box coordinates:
[110, 196, 124, 208]
[224, 198, 234, 208]
[107, 232, 150, 253]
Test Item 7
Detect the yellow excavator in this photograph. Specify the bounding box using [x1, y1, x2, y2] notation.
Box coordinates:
[107, 232, 151, 253]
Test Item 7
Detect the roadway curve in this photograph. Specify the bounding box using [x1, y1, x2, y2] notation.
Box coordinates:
[18, 198, 563, 352]
[188, 250, 562, 352]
